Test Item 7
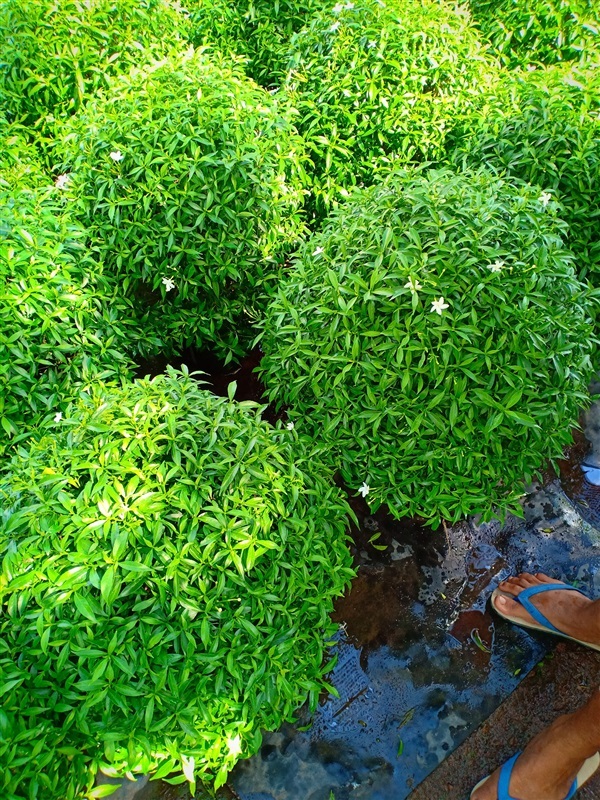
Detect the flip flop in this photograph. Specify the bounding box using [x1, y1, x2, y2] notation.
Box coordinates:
[471, 750, 600, 798]
[490, 582, 600, 653]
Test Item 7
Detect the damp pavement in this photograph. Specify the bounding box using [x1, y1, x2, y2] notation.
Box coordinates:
[105, 356, 600, 800]
[409, 642, 600, 800]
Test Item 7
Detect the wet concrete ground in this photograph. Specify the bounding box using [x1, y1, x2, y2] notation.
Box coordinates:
[226, 481, 599, 800]
[111, 351, 600, 800]
[409, 642, 600, 800]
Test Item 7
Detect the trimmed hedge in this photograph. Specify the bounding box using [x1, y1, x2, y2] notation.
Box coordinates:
[0, 0, 188, 132]
[0, 369, 354, 796]
[57, 47, 307, 360]
[260, 168, 595, 525]
[284, 0, 498, 219]
[0, 186, 142, 459]
[447, 62, 600, 282]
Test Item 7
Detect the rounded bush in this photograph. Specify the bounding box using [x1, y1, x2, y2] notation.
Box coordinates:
[57, 47, 306, 359]
[260, 168, 595, 525]
[188, 0, 322, 87]
[0, 186, 142, 459]
[0, 0, 188, 131]
[447, 63, 600, 282]
[469, 0, 600, 68]
[283, 0, 497, 219]
[0, 369, 353, 796]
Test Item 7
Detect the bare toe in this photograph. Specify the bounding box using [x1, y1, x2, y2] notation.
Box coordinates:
[494, 595, 522, 616]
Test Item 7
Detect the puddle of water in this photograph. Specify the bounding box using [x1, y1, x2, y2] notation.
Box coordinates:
[107, 355, 600, 800]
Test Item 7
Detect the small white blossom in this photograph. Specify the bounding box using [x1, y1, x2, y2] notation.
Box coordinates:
[54, 174, 69, 190]
[345, 1, 354, 7]
[539, 191, 552, 207]
[330, 20, 341, 31]
[54, 412, 63, 423]
[181, 755, 195, 784]
[109, 150, 124, 162]
[332, 2, 343, 11]
[431, 297, 449, 315]
[404, 277, 422, 292]
[358, 482, 370, 498]
[487, 260, 504, 273]
[286, 421, 295, 430]
[367, 39, 377, 48]
[227, 735, 242, 757]
[162, 276, 176, 292]
[312, 246, 325, 256]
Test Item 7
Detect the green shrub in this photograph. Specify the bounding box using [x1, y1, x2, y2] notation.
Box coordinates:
[187, 0, 322, 88]
[0, 368, 354, 797]
[259, 168, 595, 526]
[0, 186, 143, 459]
[469, 0, 600, 68]
[0, 0, 188, 133]
[0, 114, 47, 190]
[283, 0, 498, 219]
[447, 62, 600, 282]
[57, 47, 306, 360]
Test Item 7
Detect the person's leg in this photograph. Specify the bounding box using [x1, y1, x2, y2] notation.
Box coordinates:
[472, 689, 600, 800]
[494, 572, 600, 645]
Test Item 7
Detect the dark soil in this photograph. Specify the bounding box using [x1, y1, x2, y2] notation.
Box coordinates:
[135, 345, 285, 424]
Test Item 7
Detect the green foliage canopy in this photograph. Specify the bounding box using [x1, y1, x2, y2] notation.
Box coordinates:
[0, 369, 354, 797]
[0, 0, 188, 133]
[283, 0, 497, 219]
[0, 113, 47, 190]
[260, 168, 596, 525]
[0, 186, 138, 460]
[469, 0, 600, 68]
[57, 47, 307, 360]
[187, 0, 322, 87]
[447, 62, 600, 282]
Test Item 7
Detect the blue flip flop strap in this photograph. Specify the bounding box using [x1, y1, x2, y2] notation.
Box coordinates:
[514, 583, 586, 636]
[498, 752, 578, 800]
[498, 753, 521, 800]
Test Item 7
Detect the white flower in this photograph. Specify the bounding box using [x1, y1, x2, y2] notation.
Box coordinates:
[162, 276, 176, 292]
[54, 412, 63, 423]
[227, 735, 242, 757]
[367, 39, 377, 48]
[345, 1, 354, 7]
[539, 191, 552, 207]
[487, 260, 504, 273]
[109, 150, 124, 162]
[330, 20, 341, 31]
[332, 2, 343, 11]
[404, 277, 422, 292]
[358, 482, 370, 498]
[286, 421, 295, 430]
[181, 755, 195, 783]
[431, 297, 449, 315]
[54, 174, 69, 190]
[312, 246, 325, 256]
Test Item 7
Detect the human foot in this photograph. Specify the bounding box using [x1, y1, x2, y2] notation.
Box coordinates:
[471, 713, 596, 800]
[492, 572, 600, 647]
